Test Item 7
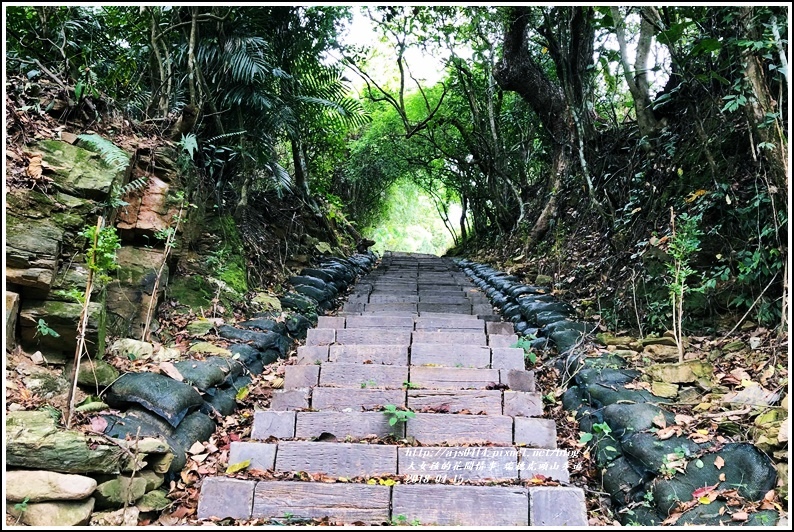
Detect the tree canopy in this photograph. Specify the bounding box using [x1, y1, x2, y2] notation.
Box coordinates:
[5, 5, 788, 333]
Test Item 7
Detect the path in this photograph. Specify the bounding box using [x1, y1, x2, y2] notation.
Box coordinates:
[197, 252, 587, 526]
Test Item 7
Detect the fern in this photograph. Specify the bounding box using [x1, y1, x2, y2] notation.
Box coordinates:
[77, 134, 130, 173]
[106, 176, 148, 208]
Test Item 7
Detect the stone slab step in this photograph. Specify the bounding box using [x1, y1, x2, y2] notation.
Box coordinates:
[406, 389, 502, 415]
[368, 294, 419, 303]
[410, 344, 490, 369]
[487, 321, 516, 335]
[418, 312, 480, 320]
[336, 328, 412, 345]
[418, 303, 472, 314]
[489, 334, 519, 347]
[328, 345, 408, 365]
[296, 345, 328, 364]
[409, 367, 500, 389]
[319, 363, 408, 389]
[518, 448, 571, 483]
[414, 317, 485, 330]
[392, 484, 529, 526]
[344, 315, 414, 329]
[418, 296, 471, 305]
[252, 482, 391, 524]
[406, 413, 513, 445]
[491, 347, 525, 371]
[397, 446, 520, 481]
[529, 486, 588, 526]
[271, 388, 311, 410]
[364, 303, 418, 312]
[275, 441, 397, 477]
[312, 387, 405, 411]
[294, 411, 403, 440]
[412, 330, 486, 345]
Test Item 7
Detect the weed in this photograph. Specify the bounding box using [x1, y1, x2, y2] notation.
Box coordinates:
[52, 288, 85, 304]
[383, 404, 415, 426]
[403, 381, 418, 389]
[35, 319, 60, 338]
[361, 379, 377, 389]
[512, 336, 537, 365]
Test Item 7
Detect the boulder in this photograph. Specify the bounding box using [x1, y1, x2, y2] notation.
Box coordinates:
[34, 138, 127, 200]
[19, 298, 105, 363]
[74, 358, 120, 388]
[94, 475, 148, 508]
[89, 507, 140, 526]
[106, 246, 168, 339]
[8, 498, 95, 526]
[5, 470, 97, 502]
[110, 338, 155, 360]
[6, 411, 124, 474]
[5, 215, 63, 293]
[6, 291, 20, 350]
[645, 361, 713, 384]
[115, 174, 178, 237]
[643, 344, 680, 362]
[136, 489, 171, 512]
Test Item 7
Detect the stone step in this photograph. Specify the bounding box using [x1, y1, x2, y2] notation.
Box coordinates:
[407, 413, 513, 445]
[392, 484, 529, 526]
[344, 315, 414, 329]
[294, 411, 403, 440]
[408, 367, 501, 389]
[397, 446, 520, 481]
[364, 302, 418, 312]
[275, 441, 398, 477]
[197, 478, 586, 525]
[418, 303, 472, 314]
[312, 387, 405, 411]
[410, 344, 491, 369]
[418, 312, 480, 320]
[414, 317, 485, 330]
[368, 294, 419, 303]
[336, 328, 412, 345]
[406, 389, 502, 415]
[319, 363, 408, 389]
[253, 482, 391, 524]
[329, 344, 408, 365]
[418, 296, 471, 305]
[412, 330, 486, 345]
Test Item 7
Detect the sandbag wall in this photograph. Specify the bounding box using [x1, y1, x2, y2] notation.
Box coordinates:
[455, 259, 779, 527]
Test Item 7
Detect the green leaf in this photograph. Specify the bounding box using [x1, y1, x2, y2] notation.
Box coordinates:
[695, 459, 704, 468]
[389, 417, 398, 426]
[579, 432, 594, 444]
[235, 385, 250, 401]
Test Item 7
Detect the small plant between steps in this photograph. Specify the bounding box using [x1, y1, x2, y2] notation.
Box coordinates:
[512, 336, 537, 365]
[382, 404, 415, 426]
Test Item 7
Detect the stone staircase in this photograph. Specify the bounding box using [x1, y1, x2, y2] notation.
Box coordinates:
[197, 252, 587, 526]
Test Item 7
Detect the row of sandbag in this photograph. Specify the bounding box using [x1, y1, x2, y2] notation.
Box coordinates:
[101, 252, 378, 476]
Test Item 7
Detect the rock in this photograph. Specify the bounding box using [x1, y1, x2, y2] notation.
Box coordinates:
[74, 358, 120, 388]
[252, 292, 282, 311]
[651, 381, 679, 398]
[136, 489, 171, 512]
[5, 215, 63, 293]
[293, 284, 331, 304]
[652, 443, 777, 516]
[238, 318, 287, 335]
[23, 371, 69, 399]
[645, 361, 713, 384]
[90, 507, 140, 526]
[103, 372, 205, 427]
[103, 409, 185, 473]
[285, 313, 313, 340]
[8, 497, 95, 526]
[642, 344, 679, 362]
[106, 246, 169, 338]
[641, 336, 678, 347]
[153, 345, 181, 362]
[19, 299, 105, 363]
[6, 291, 20, 350]
[6, 411, 124, 474]
[677, 387, 702, 404]
[36, 138, 127, 200]
[535, 274, 553, 286]
[5, 470, 97, 502]
[188, 341, 232, 356]
[596, 333, 636, 346]
[94, 475, 148, 508]
[217, 325, 288, 355]
[109, 338, 154, 360]
[186, 319, 215, 336]
[115, 174, 178, 237]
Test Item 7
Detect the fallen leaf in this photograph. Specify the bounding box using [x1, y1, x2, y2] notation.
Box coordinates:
[692, 483, 720, 499]
[719, 473, 726, 481]
[192, 453, 209, 463]
[25, 153, 42, 179]
[657, 425, 677, 440]
[731, 511, 748, 522]
[90, 416, 108, 433]
[714, 455, 725, 469]
[652, 412, 667, 428]
[226, 460, 250, 474]
[188, 441, 205, 454]
[159, 362, 184, 382]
